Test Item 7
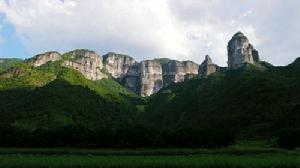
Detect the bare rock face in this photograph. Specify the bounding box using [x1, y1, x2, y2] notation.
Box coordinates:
[102, 52, 141, 93]
[162, 60, 198, 87]
[227, 32, 259, 69]
[123, 64, 141, 93]
[103, 52, 138, 79]
[63, 49, 107, 80]
[140, 60, 163, 97]
[182, 61, 199, 80]
[199, 55, 219, 76]
[29, 52, 62, 67]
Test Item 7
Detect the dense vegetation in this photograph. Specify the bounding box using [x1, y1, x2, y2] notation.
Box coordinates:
[146, 59, 300, 148]
[0, 58, 23, 73]
[0, 57, 299, 148]
[0, 61, 145, 147]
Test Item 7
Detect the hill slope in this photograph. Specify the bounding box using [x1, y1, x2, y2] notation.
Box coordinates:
[146, 60, 300, 140]
[0, 61, 145, 147]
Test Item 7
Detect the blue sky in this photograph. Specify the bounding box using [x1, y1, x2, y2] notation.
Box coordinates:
[0, 14, 29, 58]
[0, 0, 299, 66]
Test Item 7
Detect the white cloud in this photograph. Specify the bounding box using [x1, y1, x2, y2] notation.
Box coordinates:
[0, 0, 190, 61]
[0, 0, 299, 66]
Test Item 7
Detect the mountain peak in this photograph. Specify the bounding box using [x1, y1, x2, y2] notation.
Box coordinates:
[233, 31, 245, 38]
[204, 55, 213, 64]
[198, 55, 220, 76]
[228, 32, 259, 69]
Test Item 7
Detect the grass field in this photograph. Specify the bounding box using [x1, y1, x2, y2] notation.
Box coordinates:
[0, 144, 299, 168]
[0, 154, 300, 168]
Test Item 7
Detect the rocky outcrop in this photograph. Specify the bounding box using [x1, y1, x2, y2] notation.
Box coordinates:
[103, 52, 138, 79]
[198, 55, 219, 76]
[182, 61, 199, 80]
[29, 51, 62, 67]
[102, 54, 201, 96]
[140, 60, 163, 97]
[227, 32, 259, 69]
[162, 60, 198, 87]
[103, 52, 141, 93]
[63, 49, 107, 80]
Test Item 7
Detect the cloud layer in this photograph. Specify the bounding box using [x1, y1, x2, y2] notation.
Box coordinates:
[0, 0, 299, 65]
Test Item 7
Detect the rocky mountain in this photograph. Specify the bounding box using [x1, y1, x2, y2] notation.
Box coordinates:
[7, 32, 261, 97]
[27, 49, 107, 81]
[25, 50, 206, 96]
[0, 32, 299, 148]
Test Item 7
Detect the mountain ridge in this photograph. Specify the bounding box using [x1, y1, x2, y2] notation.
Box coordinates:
[0, 32, 299, 148]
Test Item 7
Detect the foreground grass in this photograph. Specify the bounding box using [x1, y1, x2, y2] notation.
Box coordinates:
[0, 154, 300, 168]
[0, 146, 290, 156]
[0, 144, 299, 168]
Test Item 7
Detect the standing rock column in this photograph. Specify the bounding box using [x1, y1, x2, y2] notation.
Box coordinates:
[227, 32, 259, 69]
[199, 55, 219, 76]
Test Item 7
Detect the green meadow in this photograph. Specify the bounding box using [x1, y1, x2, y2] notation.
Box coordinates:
[0, 145, 299, 168]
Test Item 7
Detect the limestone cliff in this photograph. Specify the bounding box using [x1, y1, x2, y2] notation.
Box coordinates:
[140, 60, 163, 97]
[102, 54, 201, 96]
[162, 60, 198, 87]
[227, 32, 259, 69]
[103, 52, 140, 93]
[28, 51, 62, 67]
[24, 50, 227, 96]
[103, 52, 137, 79]
[63, 49, 107, 80]
[198, 55, 219, 76]
[122, 63, 141, 94]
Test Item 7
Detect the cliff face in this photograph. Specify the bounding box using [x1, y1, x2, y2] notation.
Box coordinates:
[227, 32, 259, 69]
[162, 60, 198, 87]
[103, 52, 137, 79]
[122, 64, 140, 94]
[63, 50, 107, 80]
[29, 52, 62, 67]
[198, 55, 219, 76]
[102, 55, 200, 96]
[25, 50, 229, 96]
[140, 60, 163, 97]
[103, 52, 140, 93]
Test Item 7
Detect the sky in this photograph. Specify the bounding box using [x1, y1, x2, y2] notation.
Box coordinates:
[0, 0, 299, 66]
